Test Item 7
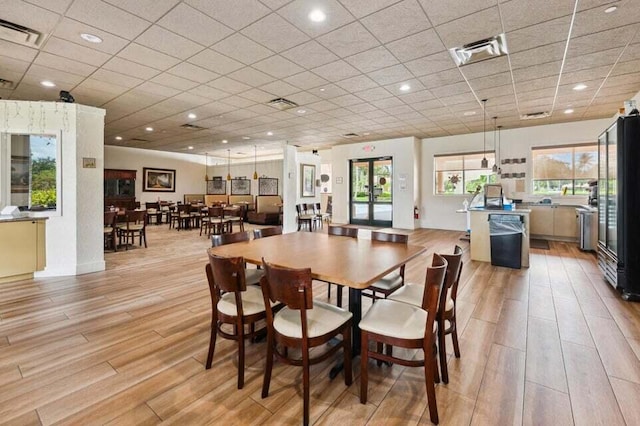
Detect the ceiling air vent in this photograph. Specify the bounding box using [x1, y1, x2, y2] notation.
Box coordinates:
[130, 138, 150, 142]
[0, 18, 43, 48]
[180, 123, 206, 130]
[342, 133, 359, 138]
[449, 33, 508, 66]
[0, 78, 14, 89]
[267, 97, 299, 111]
[520, 111, 550, 120]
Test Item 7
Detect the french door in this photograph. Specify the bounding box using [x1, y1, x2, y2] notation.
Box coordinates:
[349, 157, 392, 227]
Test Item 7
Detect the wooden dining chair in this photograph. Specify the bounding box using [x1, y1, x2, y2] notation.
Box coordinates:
[296, 204, 315, 231]
[388, 245, 463, 383]
[226, 204, 246, 233]
[145, 202, 161, 225]
[359, 254, 448, 425]
[211, 232, 263, 286]
[205, 254, 274, 389]
[253, 226, 283, 239]
[326, 225, 358, 307]
[260, 259, 353, 426]
[362, 231, 409, 300]
[117, 210, 147, 249]
[103, 211, 117, 251]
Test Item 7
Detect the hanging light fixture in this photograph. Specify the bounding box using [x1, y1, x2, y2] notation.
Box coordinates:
[253, 145, 258, 180]
[226, 149, 231, 181]
[480, 99, 488, 169]
[204, 152, 209, 181]
[492, 117, 498, 173]
[497, 125, 503, 175]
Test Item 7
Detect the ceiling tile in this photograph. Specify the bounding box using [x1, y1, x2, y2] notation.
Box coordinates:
[92, 69, 144, 88]
[21, 64, 85, 87]
[398, 89, 436, 104]
[384, 78, 426, 95]
[52, 18, 129, 55]
[212, 33, 275, 65]
[507, 16, 572, 54]
[43, 37, 111, 67]
[185, 0, 271, 30]
[434, 6, 502, 48]
[118, 43, 182, 70]
[167, 62, 219, 84]
[316, 22, 380, 58]
[102, 57, 161, 80]
[33, 52, 97, 76]
[277, 0, 356, 38]
[189, 85, 231, 101]
[431, 81, 470, 97]
[284, 72, 331, 90]
[335, 74, 379, 92]
[228, 67, 277, 86]
[239, 88, 275, 103]
[0, 39, 38, 63]
[241, 13, 311, 52]
[67, 0, 151, 40]
[512, 62, 562, 83]
[252, 55, 305, 78]
[612, 58, 640, 76]
[367, 64, 414, 85]
[458, 56, 510, 80]
[188, 49, 245, 74]
[564, 46, 624, 73]
[515, 75, 558, 93]
[137, 81, 182, 97]
[136, 25, 204, 60]
[354, 86, 394, 102]
[385, 29, 445, 62]
[287, 91, 322, 105]
[281, 40, 340, 69]
[345, 46, 400, 73]
[330, 94, 363, 107]
[439, 91, 477, 106]
[3, 0, 61, 35]
[573, 3, 640, 38]
[24, 0, 72, 14]
[103, 0, 180, 21]
[468, 71, 513, 90]
[312, 60, 361, 82]
[418, 68, 464, 88]
[361, 0, 431, 44]
[74, 77, 129, 97]
[207, 77, 252, 95]
[260, 80, 300, 96]
[151, 72, 200, 91]
[157, 3, 234, 46]
[570, 25, 638, 59]
[418, 0, 495, 26]
[339, 0, 403, 19]
[500, 0, 574, 32]
[405, 51, 457, 76]
[509, 42, 566, 70]
[221, 95, 257, 108]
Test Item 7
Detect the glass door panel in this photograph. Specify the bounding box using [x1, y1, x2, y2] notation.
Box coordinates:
[598, 132, 607, 246]
[351, 161, 370, 222]
[350, 158, 392, 227]
[607, 126, 617, 255]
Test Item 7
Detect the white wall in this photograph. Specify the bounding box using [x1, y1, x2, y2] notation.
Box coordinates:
[0, 101, 105, 277]
[208, 159, 283, 196]
[420, 118, 612, 231]
[331, 137, 420, 229]
[105, 146, 206, 205]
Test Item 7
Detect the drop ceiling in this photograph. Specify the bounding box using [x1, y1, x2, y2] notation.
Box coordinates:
[1, 0, 639, 161]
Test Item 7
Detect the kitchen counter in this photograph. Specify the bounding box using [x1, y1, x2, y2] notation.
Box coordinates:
[0, 214, 49, 223]
[0, 217, 47, 283]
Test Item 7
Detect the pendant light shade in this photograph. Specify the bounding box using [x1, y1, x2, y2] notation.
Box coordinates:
[480, 99, 488, 169]
[253, 145, 258, 180]
[204, 152, 209, 181]
[491, 117, 498, 173]
[226, 149, 231, 181]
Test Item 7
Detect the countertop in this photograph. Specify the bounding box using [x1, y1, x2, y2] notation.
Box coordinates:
[468, 208, 531, 214]
[516, 202, 590, 208]
[0, 215, 49, 223]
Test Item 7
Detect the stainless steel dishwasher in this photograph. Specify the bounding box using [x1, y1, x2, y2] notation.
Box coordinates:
[576, 206, 598, 251]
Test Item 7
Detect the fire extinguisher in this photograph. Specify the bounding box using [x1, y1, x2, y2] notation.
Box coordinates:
[414, 206, 419, 219]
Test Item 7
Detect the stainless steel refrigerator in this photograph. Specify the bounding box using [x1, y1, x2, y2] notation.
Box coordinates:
[598, 113, 640, 301]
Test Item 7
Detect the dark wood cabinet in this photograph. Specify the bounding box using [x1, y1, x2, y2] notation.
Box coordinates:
[104, 169, 137, 210]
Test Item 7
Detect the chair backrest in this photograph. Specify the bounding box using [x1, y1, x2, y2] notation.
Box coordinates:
[253, 226, 283, 239]
[435, 246, 463, 313]
[422, 254, 448, 339]
[295, 204, 303, 215]
[211, 231, 250, 247]
[126, 210, 146, 225]
[371, 231, 408, 244]
[314, 202, 322, 214]
[208, 253, 247, 293]
[208, 206, 224, 218]
[104, 211, 117, 227]
[261, 259, 313, 311]
[177, 204, 190, 214]
[328, 225, 357, 238]
[146, 202, 159, 210]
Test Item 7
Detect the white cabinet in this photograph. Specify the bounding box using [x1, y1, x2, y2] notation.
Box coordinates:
[529, 205, 578, 240]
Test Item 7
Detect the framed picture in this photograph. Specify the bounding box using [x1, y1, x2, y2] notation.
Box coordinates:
[143, 167, 176, 192]
[231, 178, 251, 195]
[301, 164, 315, 197]
[207, 178, 226, 195]
[10, 156, 29, 193]
[258, 177, 278, 195]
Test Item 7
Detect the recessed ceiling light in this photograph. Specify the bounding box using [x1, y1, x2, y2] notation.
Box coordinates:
[267, 131, 273, 136]
[604, 5, 618, 13]
[363, 132, 370, 136]
[222, 139, 228, 144]
[399, 84, 411, 92]
[319, 88, 325, 92]
[573, 83, 587, 91]
[308, 9, 326, 22]
[115, 136, 123, 141]
[242, 136, 251, 140]
[80, 33, 103, 43]
[187, 113, 197, 119]
[187, 146, 194, 150]
[463, 111, 476, 116]
[297, 109, 306, 114]
[145, 127, 154, 132]
[40, 80, 55, 87]
[564, 108, 574, 114]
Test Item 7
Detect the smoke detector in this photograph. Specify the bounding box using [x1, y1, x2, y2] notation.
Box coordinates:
[0, 19, 43, 48]
[449, 33, 508, 66]
[267, 97, 299, 111]
[520, 111, 550, 120]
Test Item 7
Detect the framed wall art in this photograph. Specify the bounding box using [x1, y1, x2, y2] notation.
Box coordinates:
[231, 178, 251, 195]
[143, 167, 176, 192]
[207, 178, 226, 195]
[258, 177, 278, 195]
[301, 164, 315, 197]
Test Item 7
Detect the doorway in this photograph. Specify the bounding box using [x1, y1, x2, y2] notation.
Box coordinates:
[349, 157, 393, 227]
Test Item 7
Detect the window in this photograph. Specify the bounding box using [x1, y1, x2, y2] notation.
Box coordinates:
[434, 152, 496, 195]
[532, 144, 597, 195]
[8, 134, 58, 210]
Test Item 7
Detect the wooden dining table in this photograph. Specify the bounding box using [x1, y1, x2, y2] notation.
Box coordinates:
[207, 231, 427, 357]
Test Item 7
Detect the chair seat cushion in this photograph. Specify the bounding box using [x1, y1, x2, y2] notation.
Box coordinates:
[126, 224, 144, 231]
[298, 214, 315, 220]
[244, 268, 264, 286]
[274, 300, 352, 339]
[389, 283, 454, 311]
[369, 271, 403, 292]
[359, 299, 434, 339]
[217, 285, 267, 316]
[103, 226, 113, 234]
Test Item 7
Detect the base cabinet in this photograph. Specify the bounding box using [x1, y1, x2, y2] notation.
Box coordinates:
[529, 206, 578, 240]
[0, 219, 46, 282]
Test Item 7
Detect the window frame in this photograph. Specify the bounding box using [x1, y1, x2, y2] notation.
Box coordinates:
[531, 143, 597, 197]
[433, 150, 496, 196]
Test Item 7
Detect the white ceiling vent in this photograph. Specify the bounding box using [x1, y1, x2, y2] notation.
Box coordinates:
[0, 19, 43, 48]
[520, 111, 550, 120]
[449, 33, 508, 66]
[267, 97, 299, 111]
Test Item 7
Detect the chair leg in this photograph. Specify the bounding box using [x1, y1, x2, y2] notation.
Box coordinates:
[451, 316, 461, 358]
[237, 319, 245, 389]
[262, 329, 274, 398]
[337, 285, 343, 308]
[206, 318, 217, 369]
[327, 283, 332, 300]
[343, 325, 352, 386]
[424, 342, 439, 425]
[376, 342, 384, 367]
[438, 321, 448, 384]
[302, 343, 310, 426]
[360, 331, 369, 404]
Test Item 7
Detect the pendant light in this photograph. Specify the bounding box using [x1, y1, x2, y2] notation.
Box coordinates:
[497, 125, 503, 175]
[480, 99, 488, 169]
[492, 117, 498, 173]
[226, 149, 231, 181]
[253, 145, 258, 180]
[204, 152, 209, 181]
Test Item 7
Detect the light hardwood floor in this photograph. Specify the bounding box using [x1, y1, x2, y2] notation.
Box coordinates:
[1, 224, 640, 425]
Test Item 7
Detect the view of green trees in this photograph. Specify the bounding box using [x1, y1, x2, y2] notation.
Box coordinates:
[30, 157, 57, 207]
[532, 147, 596, 195]
[353, 162, 392, 202]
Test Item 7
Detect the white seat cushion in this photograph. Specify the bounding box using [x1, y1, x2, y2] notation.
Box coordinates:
[103, 226, 113, 234]
[359, 299, 434, 340]
[369, 271, 402, 292]
[217, 285, 267, 316]
[389, 283, 454, 312]
[274, 300, 352, 339]
[244, 268, 264, 286]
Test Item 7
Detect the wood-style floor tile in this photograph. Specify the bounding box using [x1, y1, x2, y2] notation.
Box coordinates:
[610, 377, 640, 425]
[522, 381, 573, 426]
[525, 317, 567, 393]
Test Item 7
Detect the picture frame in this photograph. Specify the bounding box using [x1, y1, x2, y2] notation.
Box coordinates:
[231, 178, 251, 195]
[258, 177, 279, 195]
[10, 155, 29, 193]
[301, 164, 315, 197]
[143, 167, 176, 192]
[82, 157, 96, 168]
[207, 178, 226, 195]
